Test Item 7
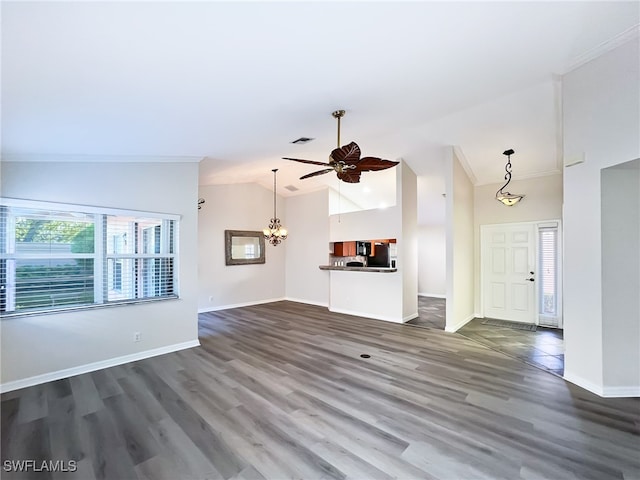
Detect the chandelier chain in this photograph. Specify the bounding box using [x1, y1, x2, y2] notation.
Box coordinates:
[263, 168, 288, 246]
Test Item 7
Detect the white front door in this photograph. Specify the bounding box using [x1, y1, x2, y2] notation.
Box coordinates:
[482, 223, 536, 323]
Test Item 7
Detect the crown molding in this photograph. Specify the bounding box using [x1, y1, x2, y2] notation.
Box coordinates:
[563, 24, 640, 74]
[0, 153, 204, 163]
[452, 146, 478, 185]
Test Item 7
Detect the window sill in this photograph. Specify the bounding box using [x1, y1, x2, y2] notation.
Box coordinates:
[0, 295, 180, 320]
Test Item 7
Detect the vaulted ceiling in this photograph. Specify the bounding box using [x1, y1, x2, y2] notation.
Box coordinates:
[2, 1, 638, 219]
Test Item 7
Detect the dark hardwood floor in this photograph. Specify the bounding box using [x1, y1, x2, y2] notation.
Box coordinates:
[2, 301, 639, 479]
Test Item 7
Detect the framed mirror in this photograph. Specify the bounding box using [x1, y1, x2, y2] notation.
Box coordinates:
[225, 230, 265, 265]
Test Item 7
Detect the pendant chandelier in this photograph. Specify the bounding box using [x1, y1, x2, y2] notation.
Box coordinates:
[263, 168, 288, 246]
[495, 149, 525, 206]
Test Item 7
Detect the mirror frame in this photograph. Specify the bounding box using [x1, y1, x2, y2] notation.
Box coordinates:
[224, 230, 266, 266]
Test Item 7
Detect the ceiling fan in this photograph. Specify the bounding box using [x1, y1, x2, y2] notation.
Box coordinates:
[283, 110, 399, 183]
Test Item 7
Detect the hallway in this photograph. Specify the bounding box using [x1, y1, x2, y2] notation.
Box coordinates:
[458, 319, 564, 377]
[408, 296, 564, 376]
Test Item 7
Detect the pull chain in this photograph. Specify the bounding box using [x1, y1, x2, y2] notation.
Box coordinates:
[338, 179, 341, 223]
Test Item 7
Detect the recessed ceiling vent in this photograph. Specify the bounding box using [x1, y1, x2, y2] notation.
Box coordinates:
[284, 185, 299, 192]
[291, 137, 314, 145]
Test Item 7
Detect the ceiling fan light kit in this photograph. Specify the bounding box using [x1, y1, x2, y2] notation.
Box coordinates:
[263, 168, 288, 246]
[495, 148, 525, 206]
[283, 109, 399, 184]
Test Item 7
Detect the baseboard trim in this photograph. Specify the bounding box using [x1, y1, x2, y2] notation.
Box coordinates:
[0, 339, 200, 394]
[602, 385, 640, 397]
[198, 297, 286, 313]
[284, 297, 329, 308]
[328, 307, 404, 324]
[562, 372, 604, 396]
[445, 313, 476, 333]
[418, 293, 446, 299]
[564, 373, 640, 397]
[403, 312, 419, 322]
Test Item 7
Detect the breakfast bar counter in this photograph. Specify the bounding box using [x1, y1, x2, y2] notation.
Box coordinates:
[318, 265, 397, 273]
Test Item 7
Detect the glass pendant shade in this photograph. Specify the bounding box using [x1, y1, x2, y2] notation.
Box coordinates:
[496, 192, 525, 206]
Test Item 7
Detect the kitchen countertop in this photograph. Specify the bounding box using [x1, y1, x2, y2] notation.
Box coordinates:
[318, 265, 397, 273]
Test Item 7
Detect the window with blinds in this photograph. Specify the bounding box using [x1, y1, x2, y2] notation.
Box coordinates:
[0, 199, 179, 317]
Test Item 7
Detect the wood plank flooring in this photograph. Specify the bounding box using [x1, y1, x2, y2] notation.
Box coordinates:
[2, 301, 639, 479]
[406, 296, 446, 330]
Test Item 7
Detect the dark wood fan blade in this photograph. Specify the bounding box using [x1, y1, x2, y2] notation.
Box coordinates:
[300, 168, 335, 180]
[283, 157, 332, 167]
[337, 171, 362, 183]
[330, 142, 361, 165]
[354, 157, 400, 172]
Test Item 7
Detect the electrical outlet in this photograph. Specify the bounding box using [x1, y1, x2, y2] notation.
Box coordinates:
[133, 331, 141, 342]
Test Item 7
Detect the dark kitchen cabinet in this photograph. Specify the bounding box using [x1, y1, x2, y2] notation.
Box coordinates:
[334, 241, 356, 256]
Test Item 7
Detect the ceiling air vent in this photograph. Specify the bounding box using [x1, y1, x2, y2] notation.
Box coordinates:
[284, 185, 299, 192]
[290, 137, 314, 145]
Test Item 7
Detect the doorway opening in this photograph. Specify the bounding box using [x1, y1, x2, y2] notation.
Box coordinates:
[407, 296, 446, 329]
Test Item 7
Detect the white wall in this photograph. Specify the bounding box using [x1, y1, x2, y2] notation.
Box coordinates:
[329, 203, 400, 242]
[473, 173, 563, 313]
[197, 183, 286, 311]
[327, 199, 403, 321]
[418, 225, 446, 297]
[0, 161, 199, 390]
[445, 148, 475, 331]
[601, 161, 640, 390]
[401, 161, 418, 320]
[285, 190, 330, 306]
[562, 38, 640, 396]
[474, 174, 563, 226]
[327, 162, 416, 323]
[328, 187, 362, 215]
[417, 172, 446, 299]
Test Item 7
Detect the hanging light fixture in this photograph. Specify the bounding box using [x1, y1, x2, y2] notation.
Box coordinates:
[495, 149, 525, 206]
[263, 168, 288, 246]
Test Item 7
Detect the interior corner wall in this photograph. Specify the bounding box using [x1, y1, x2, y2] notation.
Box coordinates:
[562, 38, 640, 396]
[473, 173, 563, 314]
[445, 148, 475, 332]
[0, 161, 199, 389]
[285, 190, 330, 306]
[197, 183, 286, 311]
[418, 225, 446, 297]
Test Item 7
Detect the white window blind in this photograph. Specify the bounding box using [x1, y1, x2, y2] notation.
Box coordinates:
[0, 199, 179, 317]
[538, 226, 558, 322]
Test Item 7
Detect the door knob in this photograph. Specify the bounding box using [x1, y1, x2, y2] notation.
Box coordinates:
[526, 278, 535, 282]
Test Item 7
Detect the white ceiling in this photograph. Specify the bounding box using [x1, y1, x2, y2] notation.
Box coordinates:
[2, 1, 639, 219]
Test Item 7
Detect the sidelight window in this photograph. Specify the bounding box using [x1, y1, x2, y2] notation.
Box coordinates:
[538, 223, 561, 327]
